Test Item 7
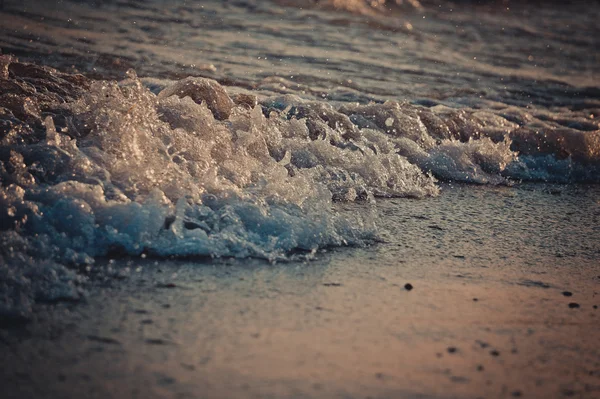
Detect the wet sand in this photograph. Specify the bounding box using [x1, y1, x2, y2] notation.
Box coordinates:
[2, 184, 599, 399]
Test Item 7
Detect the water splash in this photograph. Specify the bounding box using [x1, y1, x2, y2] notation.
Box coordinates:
[1, 57, 599, 318]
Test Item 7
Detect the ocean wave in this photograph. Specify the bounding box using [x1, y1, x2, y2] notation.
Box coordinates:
[1, 56, 599, 318]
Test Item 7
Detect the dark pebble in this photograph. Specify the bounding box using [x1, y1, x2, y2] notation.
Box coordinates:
[568, 302, 580, 309]
[157, 283, 177, 289]
[145, 338, 171, 345]
[323, 282, 342, 287]
[473, 298, 478, 302]
[157, 376, 176, 385]
[447, 346, 457, 354]
[87, 335, 121, 345]
[512, 390, 523, 397]
[490, 350, 500, 357]
[181, 363, 196, 371]
[593, 305, 598, 310]
[404, 283, 413, 291]
[562, 291, 573, 297]
[477, 365, 484, 372]
[518, 279, 550, 289]
[476, 340, 489, 349]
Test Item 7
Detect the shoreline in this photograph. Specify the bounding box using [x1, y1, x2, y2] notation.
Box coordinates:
[2, 183, 599, 399]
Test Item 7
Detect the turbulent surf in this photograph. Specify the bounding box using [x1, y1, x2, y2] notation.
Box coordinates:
[0, 0, 598, 318]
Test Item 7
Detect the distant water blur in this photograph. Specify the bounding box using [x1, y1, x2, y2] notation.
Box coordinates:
[1, 0, 598, 108]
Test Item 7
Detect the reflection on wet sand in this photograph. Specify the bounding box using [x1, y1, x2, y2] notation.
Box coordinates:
[2, 185, 599, 398]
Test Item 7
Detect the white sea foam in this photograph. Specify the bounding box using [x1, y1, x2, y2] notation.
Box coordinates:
[1, 60, 599, 318]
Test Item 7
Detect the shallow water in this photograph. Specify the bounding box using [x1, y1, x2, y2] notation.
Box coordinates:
[2, 0, 599, 104]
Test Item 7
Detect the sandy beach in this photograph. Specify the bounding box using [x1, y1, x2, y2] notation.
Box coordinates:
[2, 183, 599, 399]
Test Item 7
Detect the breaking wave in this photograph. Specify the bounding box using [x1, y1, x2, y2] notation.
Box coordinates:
[1, 56, 599, 318]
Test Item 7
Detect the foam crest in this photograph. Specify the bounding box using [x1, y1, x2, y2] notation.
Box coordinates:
[1, 64, 435, 317]
[1, 59, 599, 318]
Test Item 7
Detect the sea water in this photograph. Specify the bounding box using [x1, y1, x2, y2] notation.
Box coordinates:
[0, 0, 598, 319]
